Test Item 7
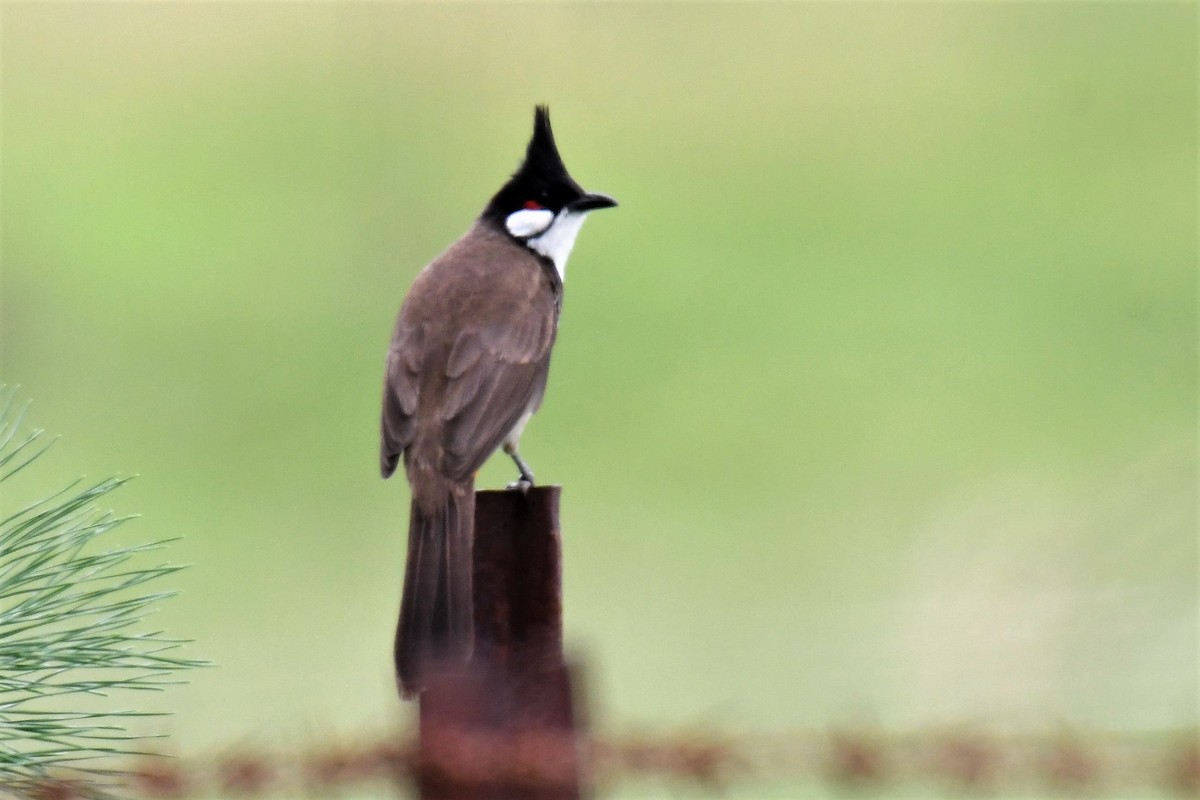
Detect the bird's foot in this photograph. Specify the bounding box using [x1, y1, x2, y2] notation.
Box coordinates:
[502, 444, 536, 492]
[505, 477, 534, 494]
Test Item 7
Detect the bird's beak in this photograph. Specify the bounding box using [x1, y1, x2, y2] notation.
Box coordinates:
[570, 192, 618, 212]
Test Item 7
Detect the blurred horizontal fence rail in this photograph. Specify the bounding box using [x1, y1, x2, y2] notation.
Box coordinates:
[15, 727, 1198, 799]
[24, 488, 1197, 800]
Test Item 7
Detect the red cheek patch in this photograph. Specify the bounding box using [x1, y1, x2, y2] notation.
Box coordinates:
[524, 200, 543, 210]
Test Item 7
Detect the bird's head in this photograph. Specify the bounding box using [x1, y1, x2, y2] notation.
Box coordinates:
[482, 106, 617, 276]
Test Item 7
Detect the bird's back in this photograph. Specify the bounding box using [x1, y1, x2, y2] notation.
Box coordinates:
[382, 222, 561, 483]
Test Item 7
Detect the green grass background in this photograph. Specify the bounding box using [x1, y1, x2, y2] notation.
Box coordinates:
[0, 1, 1195, 793]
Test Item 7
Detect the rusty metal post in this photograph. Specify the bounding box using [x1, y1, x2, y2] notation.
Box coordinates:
[417, 486, 584, 800]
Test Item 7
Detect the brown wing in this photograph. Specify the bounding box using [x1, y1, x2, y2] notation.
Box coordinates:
[380, 323, 424, 478]
[380, 223, 560, 481]
[438, 316, 556, 481]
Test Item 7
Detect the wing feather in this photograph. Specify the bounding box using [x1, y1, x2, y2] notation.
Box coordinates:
[380, 324, 424, 477]
[440, 312, 555, 480]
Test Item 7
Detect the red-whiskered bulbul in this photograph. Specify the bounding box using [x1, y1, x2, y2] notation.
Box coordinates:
[380, 107, 616, 698]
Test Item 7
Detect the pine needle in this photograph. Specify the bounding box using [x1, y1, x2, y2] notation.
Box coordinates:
[0, 388, 202, 797]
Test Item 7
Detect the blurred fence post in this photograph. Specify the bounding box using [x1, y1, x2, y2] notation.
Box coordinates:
[417, 486, 584, 800]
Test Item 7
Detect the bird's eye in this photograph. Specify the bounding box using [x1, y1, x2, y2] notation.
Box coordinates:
[524, 200, 543, 210]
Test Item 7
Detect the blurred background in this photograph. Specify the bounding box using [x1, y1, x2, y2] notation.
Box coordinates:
[1, 2, 1195, 797]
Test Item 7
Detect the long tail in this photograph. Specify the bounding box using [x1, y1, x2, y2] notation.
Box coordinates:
[395, 475, 475, 699]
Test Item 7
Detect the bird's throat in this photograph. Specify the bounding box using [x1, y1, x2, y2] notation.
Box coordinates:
[527, 211, 588, 282]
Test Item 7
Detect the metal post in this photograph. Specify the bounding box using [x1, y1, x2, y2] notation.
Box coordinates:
[417, 486, 583, 799]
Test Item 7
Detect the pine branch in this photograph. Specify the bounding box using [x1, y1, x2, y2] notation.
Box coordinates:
[0, 388, 203, 797]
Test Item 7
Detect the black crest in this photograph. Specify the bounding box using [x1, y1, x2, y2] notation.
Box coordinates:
[483, 106, 587, 221]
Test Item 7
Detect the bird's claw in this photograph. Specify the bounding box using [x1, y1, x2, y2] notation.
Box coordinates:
[505, 477, 534, 494]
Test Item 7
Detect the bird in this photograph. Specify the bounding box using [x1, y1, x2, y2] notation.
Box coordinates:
[380, 106, 617, 698]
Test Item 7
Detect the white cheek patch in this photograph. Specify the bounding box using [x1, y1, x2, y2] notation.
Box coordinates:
[504, 208, 554, 238]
